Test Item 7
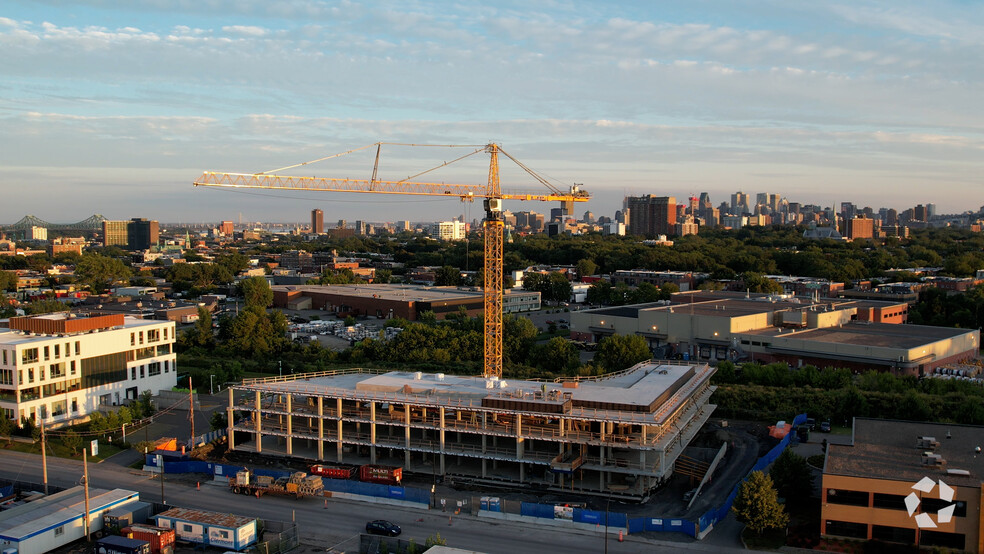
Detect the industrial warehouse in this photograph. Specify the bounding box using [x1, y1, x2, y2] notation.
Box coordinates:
[225, 360, 716, 501]
[570, 291, 979, 375]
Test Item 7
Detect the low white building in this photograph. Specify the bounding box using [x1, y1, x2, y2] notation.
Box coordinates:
[0, 487, 140, 554]
[0, 313, 177, 426]
[431, 220, 467, 241]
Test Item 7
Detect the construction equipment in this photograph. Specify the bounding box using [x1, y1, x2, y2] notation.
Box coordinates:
[229, 469, 325, 499]
[194, 143, 589, 379]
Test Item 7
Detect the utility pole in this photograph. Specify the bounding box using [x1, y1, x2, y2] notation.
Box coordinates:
[83, 450, 91, 542]
[157, 453, 166, 505]
[40, 419, 48, 495]
[188, 376, 195, 448]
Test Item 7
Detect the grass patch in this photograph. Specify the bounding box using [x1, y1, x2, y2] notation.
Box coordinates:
[1, 439, 124, 462]
[742, 527, 786, 550]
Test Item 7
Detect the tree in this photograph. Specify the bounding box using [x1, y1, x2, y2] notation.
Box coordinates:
[769, 448, 814, 504]
[425, 533, 448, 547]
[209, 411, 228, 432]
[434, 266, 462, 286]
[731, 471, 789, 535]
[238, 276, 273, 309]
[74, 253, 132, 293]
[548, 272, 573, 304]
[533, 337, 581, 375]
[374, 269, 393, 284]
[0, 413, 12, 446]
[24, 299, 70, 315]
[576, 259, 597, 280]
[180, 305, 215, 350]
[62, 429, 83, 456]
[594, 334, 651, 373]
[0, 270, 17, 292]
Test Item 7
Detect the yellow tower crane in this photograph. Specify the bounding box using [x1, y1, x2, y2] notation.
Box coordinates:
[194, 142, 589, 379]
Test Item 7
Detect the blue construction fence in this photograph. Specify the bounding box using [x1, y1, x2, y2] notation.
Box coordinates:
[510, 412, 805, 539]
[696, 412, 807, 536]
[144, 456, 430, 505]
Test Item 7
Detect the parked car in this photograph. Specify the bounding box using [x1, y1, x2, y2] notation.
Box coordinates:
[366, 520, 401, 537]
[805, 418, 816, 430]
[819, 421, 831, 433]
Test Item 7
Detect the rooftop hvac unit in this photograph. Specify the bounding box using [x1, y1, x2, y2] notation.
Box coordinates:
[436, 373, 445, 381]
[414, 372, 423, 380]
[498, 380, 508, 388]
[917, 436, 940, 450]
[486, 380, 495, 389]
[922, 452, 946, 468]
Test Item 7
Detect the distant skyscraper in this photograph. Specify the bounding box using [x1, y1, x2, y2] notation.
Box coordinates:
[583, 210, 594, 224]
[926, 203, 936, 219]
[731, 192, 750, 215]
[102, 220, 128, 247]
[355, 220, 367, 235]
[886, 209, 898, 226]
[337, 219, 347, 229]
[311, 209, 324, 234]
[219, 220, 234, 236]
[395, 220, 411, 232]
[550, 207, 565, 222]
[127, 218, 159, 250]
[625, 195, 676, 236]
[913, 205, 927, 222]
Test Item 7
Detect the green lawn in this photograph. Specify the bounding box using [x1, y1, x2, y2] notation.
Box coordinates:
[1, 439, 125, 462]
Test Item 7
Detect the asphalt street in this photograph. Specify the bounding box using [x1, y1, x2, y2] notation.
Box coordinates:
[0, 450, 742, 554]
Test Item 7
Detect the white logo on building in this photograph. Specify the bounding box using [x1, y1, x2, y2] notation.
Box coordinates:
[906, 477, 956, 529]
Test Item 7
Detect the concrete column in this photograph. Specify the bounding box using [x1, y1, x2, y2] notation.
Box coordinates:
[254, 391, 262, 453]
[227, 388, 235, 451]
[481, 412, 488, 477]
[515, 414, 524, 461]
[285, 395, 293, 455]
[336, 398, 343, 463]
[641, 424, 647, 444]
[439, 406, 446, 475]
[370, 401, 377, 464]
[559, 418, 565, 437]
[404, 404, 411, 468]
[317, 397, 324, 460]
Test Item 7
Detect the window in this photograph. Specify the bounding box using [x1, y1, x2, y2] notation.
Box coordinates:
[54, 526, 64, 536]
[873, 493, 907, 511]
[923, 498, 966, 517]
[164, 360, 169, 373]
[148, 362, 161, 377]
[0, 369, 12, 386]
[140, 366, 145, 378]
[70, 360, 76, 375]
[71, 399, 78, 412]
[28, 368, 34, 383]
[22, 348, 39, 364]
[139, 331, 144, 345]
[65, 342, 70, 357]
[871, 525, 915, 544]
[132, 367, 137, 380]
[75, 341, 80, 355]
[826, 489, 869, 507]
[920, 530, 965, 550]
[825, 520, 867, 539]
[130, 333, 135, 346]
[217, 530, 230, 539]
[164, 328, 168, 340]
[2, 350, 6, 365]
[147, 329, 160, 343]
[50, 363, 65, 379]
[43, 346, 50, 361]
[183, 524, 193, 532]
[54, 344, 60, 359]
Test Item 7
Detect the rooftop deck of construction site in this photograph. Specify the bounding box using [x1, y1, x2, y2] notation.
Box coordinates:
[235, 361, 715, 424]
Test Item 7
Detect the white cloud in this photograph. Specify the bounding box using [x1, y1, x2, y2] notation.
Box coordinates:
[222, 25, 267, 37]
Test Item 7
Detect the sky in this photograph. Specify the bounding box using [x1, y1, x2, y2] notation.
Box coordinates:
[2, 1, 983, 225]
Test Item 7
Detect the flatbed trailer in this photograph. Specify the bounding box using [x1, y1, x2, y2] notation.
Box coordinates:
[229, 469, 325, 499]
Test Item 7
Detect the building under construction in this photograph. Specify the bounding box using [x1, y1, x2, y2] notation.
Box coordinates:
[226, 360, 716, 500]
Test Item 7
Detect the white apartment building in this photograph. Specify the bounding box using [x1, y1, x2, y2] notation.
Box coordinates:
[431, 221, 467, 241]
[0, 313, 177, 427]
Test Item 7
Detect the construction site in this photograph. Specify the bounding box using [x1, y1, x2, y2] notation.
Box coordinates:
[224, 360, 716, 501]
[201, 144, 715, 501]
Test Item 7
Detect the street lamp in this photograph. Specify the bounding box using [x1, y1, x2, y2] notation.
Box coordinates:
[209, 375, 215, 396]
[156, 454, 166, 505]
[604, 496, 611, 554]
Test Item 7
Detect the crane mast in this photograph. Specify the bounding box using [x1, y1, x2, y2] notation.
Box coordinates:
[194, 143, 589, 379]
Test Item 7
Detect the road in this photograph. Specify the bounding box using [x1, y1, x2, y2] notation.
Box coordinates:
[0, 450, 742, 553]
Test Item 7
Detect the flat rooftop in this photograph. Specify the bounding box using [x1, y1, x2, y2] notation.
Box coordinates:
[156, 507, 255, 529]
[826, 418, 984, 488]
[0, 487, 139, 540]
[743, 321, 972, 348]
[0, 315, 165, 346]
[240, 361, 714, 424]
[274, 284, 484, 302]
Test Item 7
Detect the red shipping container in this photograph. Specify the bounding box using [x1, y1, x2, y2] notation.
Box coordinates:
[359, 465, 403, 485]
[122, 524, 176, 554]
[309, 464, 354, 479]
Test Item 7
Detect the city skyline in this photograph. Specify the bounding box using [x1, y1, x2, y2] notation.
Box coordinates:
[2, 1, 982, 223]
